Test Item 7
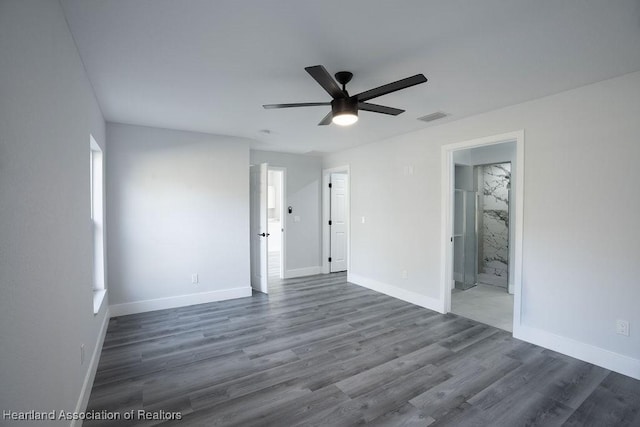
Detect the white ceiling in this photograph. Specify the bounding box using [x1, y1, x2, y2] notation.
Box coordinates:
[60, 0, 640, 153]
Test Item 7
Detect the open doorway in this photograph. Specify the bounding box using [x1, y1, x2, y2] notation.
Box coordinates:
[267, 168, 285, 280]
[441, 131, 524, 334]
[250, 164, 286, 293]
[323, 166, 350, 274]
[452, 160, 513, 331]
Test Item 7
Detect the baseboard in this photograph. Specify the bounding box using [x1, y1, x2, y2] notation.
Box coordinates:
[284, 266, 322, 279]
[348, 273, 442, 312]
[109, 287, 252, 317]
[515, 325, 640, 380]
[71, 307, 110, 427]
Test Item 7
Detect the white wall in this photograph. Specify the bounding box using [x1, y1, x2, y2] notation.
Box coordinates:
[250, 151, 323, 277]
[107, 124, 252, 315]
[324, 71, 640, 377]
[0, 0, 109, 422]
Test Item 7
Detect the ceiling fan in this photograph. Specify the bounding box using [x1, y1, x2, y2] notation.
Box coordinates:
[263, 65, 428, 126]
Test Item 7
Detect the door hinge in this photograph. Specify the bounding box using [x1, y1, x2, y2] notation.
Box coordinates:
[328, 257, 332, 262]
[328, 220, 332, 225]
[328, 183, 332, 188]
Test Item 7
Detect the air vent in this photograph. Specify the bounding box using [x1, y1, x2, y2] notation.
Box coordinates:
[418, 111, 448, 122]
[304, 150, 327, 157]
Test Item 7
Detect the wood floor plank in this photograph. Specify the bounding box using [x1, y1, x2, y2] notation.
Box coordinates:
[410, 355, 522, 420]
[240, 385, 351, 427]
[84, 272, 640, 426]
[563, 372, 640, 426]
[187, 352, 336, 411]
[304, 364, 450, 424]
[367, 403, 435, 426]
[335, 343, 452, 398]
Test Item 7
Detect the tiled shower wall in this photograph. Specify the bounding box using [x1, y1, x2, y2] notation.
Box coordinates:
[477, 163, 510, 287]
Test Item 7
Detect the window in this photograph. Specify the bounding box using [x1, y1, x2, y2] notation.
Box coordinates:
[90, 135, 106, 314]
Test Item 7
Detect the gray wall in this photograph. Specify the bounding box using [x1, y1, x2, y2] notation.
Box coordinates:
[0, 0, 108, 421]
[106, 124, 251, 313]
[250, 151, 323, 275]
[324, 71, 640, 375]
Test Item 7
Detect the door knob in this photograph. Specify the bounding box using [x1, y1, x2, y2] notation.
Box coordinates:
[258, 233, 270, 237]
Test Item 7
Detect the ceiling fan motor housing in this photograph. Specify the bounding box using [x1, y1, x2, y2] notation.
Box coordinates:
[331, 97, 358, 118]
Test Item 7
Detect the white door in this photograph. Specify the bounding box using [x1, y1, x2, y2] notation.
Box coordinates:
[330, 173, 348, 272]
[250, 163, 268, 293]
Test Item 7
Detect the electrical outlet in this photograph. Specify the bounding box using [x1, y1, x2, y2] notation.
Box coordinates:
[80, 344, 85, 365]
[401, 270, 408, 279]
[361, 216, 366, 224]
[616, 319, 630, 336]
[191, 273, 199, 284]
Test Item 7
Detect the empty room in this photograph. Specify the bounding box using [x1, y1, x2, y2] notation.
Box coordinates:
[2, 1, 640, 426]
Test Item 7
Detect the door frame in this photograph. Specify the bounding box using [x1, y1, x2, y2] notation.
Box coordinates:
[322, 165, 350, 275]
[440, 130, 524, 334]
[268, 166, 287, 279]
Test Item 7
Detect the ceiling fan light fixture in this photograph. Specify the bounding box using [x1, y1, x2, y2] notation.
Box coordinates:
[331, 98, 358, 126]
[332, 112, 358, 126]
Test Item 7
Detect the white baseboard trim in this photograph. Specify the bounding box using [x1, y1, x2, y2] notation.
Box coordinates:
[515, 325, 640, 380]
[284, 266, 322, 279]
[348, 273, 442, 312]
[109, 287, 252, 317]
[72, 307, 110, 427]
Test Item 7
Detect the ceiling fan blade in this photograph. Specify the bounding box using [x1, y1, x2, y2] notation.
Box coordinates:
[318, 111, 333, 126]
[305, 65, 345, 99]
[263, 102, 330, 109]
[358, 102, 405, 116]
[355, 74, 427, 102]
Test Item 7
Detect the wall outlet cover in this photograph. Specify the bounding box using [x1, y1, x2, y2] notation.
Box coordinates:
[616, 319, 630, 336]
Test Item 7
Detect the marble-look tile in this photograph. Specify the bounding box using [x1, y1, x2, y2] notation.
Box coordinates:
[479, 164, 510, 287]
[482, 164, 510, 211]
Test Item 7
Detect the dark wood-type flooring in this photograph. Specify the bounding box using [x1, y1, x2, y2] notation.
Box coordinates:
[87, 273, 640, 426]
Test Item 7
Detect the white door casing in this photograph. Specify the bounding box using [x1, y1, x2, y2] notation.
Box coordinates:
[250, 163, 268, 293]
[330, 173, 348, 272]
[441, 130, 524, 333]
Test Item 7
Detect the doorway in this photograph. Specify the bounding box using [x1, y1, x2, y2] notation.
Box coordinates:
[250, 163, 287, 294]
[322, 166, 350, 274]
[452, 161, 513, 331]
[441, 131, 524, 334]
[267, 168, 285, 280]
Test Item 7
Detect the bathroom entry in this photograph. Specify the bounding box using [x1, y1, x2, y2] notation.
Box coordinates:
[445, 137, 519, 333]
[453, 162, 511, 291]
